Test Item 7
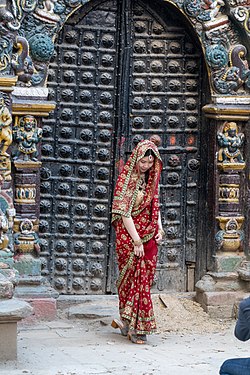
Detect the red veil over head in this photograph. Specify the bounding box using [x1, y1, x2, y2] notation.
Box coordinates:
[112, 139, 162, 241]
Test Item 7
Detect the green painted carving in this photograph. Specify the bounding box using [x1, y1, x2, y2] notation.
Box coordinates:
[29, 34, 54, 62]
[206, 45, 229, 69]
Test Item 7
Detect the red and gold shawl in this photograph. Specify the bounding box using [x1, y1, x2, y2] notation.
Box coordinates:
[112, 139, 162, 242]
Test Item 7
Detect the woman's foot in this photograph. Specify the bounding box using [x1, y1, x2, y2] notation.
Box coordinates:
[127, 333, 146, 344]
[137, 334, 147, 342]
[111, 319, 129, 337]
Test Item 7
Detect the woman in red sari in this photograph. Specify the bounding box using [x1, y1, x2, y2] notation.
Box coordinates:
[111, 136, 164, 344]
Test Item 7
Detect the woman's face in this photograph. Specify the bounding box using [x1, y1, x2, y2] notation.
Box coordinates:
[137, 156, 154, 174]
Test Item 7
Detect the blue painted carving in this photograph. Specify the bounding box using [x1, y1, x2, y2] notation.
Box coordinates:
[29, 33, 54, 62]
[206, 44, 228, 69]
[208, 43, 250, 94]
[28, 33, 54, 85]
[213, 67, 241, 94]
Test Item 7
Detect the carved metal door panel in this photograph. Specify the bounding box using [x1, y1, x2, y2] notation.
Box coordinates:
[122, 2, 204, 292]
[40, 0, 205, 294]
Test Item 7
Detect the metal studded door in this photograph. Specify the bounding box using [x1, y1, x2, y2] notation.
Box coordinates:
[123, 1, 206, 292]
[40, 0, 206, 294]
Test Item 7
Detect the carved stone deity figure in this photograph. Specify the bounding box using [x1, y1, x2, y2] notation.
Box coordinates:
[0, 209, 10, 252]
[34, 0, 60, 23]
[217, 121, 245, 164]
[0, 95, 12, 157]
[14, 218, 40, 256]
[0, 155, 11, 183]
[13, 115, 42, 161]
[0, 207, 16, 268]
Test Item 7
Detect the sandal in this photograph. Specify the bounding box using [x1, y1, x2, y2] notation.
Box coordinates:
[137, 334, 147, 342]
[111, 319, 129, 337]
[127, 333, 146, 344]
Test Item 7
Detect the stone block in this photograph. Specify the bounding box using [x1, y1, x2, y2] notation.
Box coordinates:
[0, 298, 33, 320]
[203, 291, 243, 306]
[214, 255, 244, 273]
[195, 290, 249, 319]
[0, 322, 17, 361]
[196, 291, 206, 310]
[0, 298, 32, 361]
[0, 274, 13, 299]
[21, 298, 57, 323]
[206, 304, 235, 319]
[14, 255, 41, 276]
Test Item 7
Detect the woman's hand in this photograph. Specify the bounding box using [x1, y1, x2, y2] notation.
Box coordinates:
[134, 243, 144, 257]
[155, 229, 164, 244]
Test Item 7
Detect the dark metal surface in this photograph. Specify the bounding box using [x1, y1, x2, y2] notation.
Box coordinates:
[41, 0, 205, 294]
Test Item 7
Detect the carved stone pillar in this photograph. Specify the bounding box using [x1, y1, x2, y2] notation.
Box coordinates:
[0, 76, 18, 283]
[196, 102, 250, 318]
[11, 87, 58, 310]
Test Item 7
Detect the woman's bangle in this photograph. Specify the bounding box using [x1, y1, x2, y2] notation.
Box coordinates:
[158, 229, 165, 237]
[133, 239, 142, 246]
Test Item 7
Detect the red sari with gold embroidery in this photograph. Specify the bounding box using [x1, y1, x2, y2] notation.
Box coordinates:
[112, 140, 162, 335]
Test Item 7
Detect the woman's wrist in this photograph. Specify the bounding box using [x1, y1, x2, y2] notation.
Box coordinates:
[133, 239, 142, 246]
[158, 228, 165, 237]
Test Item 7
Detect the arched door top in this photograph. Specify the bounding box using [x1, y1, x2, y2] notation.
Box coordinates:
[4, 0, 250, 98]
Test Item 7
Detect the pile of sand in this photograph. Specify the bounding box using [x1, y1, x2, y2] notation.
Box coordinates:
[153, 294, 231, 334]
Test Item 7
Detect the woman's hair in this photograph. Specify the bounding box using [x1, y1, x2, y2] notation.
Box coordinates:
[144, 148, 154, 157]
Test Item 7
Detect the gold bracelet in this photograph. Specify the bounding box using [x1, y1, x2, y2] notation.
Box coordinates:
[133, 239, 142, 246]
[159, 229, 165, 237]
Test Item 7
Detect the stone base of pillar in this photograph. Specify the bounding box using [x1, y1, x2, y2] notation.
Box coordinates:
[0, 322, 17, 361]
[196, 290, 247, 319]
[0, 298, 33, 361]
[14, 282, 59, 323]
[13, 254, 59, 322]
[195, 255, 249, 319]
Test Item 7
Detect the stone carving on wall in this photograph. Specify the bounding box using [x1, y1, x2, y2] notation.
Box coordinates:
[0, 4, 20, 74]
[0, 93, 12, 158]
[12, 36, 34, 86]
[17, 0, 78, 85]
[3, 0, 245, 95]
[0, 206, 15, 268]
[13, 115, 42, 161]
[14, 218, 40, 256]
[34, 0, 61, 23]
[230, 2, 250, 34]
[174, 0, 250, 95]
[217, 121, 245, 170]
[183, 0, 225, 22]
[215, 217, 244, 252]
[0, 156, 11, 183]
[0, 209, 11, 252]
[207, 43, 250, 94]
